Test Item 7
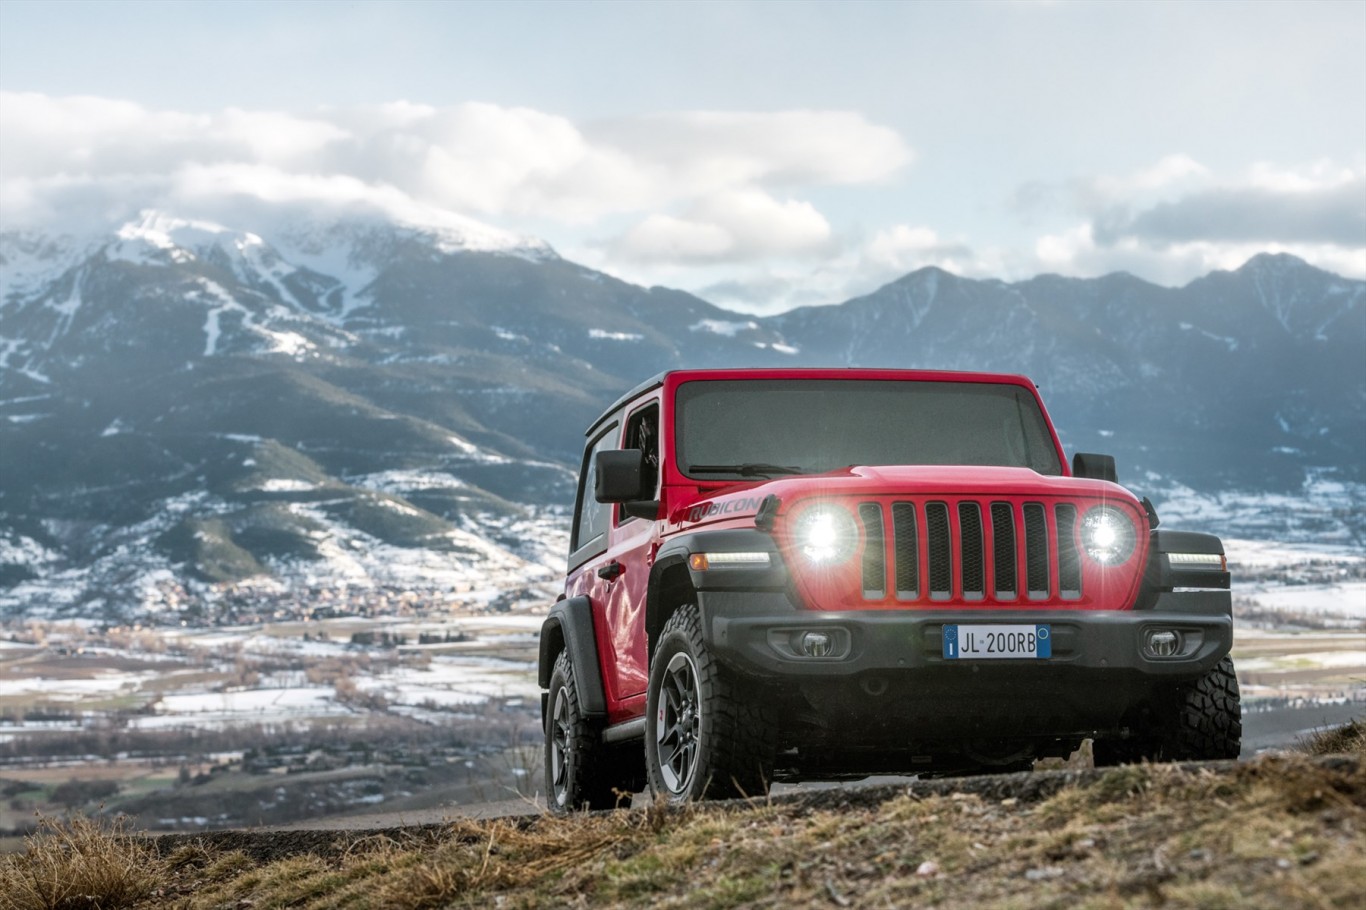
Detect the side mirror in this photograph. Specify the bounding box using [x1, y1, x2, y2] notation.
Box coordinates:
[1072, 452, 1118, 484]
[595, 449, 653, 503]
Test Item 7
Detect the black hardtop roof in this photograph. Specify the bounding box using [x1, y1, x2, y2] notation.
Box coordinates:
[584, 371, 667, 437]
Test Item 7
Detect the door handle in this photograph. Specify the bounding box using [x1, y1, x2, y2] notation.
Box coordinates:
[597, 561, 624, 581]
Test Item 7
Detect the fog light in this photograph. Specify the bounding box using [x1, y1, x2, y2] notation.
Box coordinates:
[1144, 629, 1181, 658]
[801, 631, 834, 658]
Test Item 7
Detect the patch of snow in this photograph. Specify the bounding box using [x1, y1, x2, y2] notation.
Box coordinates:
[260, 329, 315, 358]
[1239, 582, 1366, 619]
[259, 479, 318, 493]
[588, 329, 644, 341]
[0, 533, 59, 566]
[754, 342, 800, 355]
[691, 319, 758, 337]
[349, 470, 467, 494]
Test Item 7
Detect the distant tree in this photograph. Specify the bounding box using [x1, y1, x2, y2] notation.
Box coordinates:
[50, 779, 119, 808]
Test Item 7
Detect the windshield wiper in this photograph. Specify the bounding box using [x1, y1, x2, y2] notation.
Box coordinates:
[688, 463, 805, 478]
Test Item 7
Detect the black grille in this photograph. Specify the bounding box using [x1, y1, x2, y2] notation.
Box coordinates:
[858, 503, 885, 598]
[892, 502, 919, 600]
[991, 502, 1017, 599]
[855, 498, 1082, 604]
[958, 502, 984, 600]
[1024, 503, 1050, 600]
[926, 502, 953, 600]
[1056, 504, 1082, 599]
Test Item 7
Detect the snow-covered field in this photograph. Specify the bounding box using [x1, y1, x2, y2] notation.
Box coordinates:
[0, 612, 545, 742]
[1154, 476, 1365, 547]
[1225, 538, 1365, 629]
[1, 532, 1360, 746]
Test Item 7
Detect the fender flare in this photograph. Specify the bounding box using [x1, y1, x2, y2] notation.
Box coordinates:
[538, 596, 607, 718]
[647, 529, 788, 658]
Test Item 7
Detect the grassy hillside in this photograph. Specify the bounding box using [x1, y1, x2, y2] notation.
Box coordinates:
[3, 745, 1362, 910]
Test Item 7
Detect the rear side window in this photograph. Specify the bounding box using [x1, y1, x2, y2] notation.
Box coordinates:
[569, 423, 618, 562]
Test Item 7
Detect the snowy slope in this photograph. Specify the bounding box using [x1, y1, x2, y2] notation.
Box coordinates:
[1, 210, 1362, 623]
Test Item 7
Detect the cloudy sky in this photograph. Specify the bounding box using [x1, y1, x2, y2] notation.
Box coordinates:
[1, 0, 1362, 314]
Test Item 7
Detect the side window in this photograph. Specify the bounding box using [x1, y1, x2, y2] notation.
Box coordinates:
[619, 404, 660, 523]
[570, 423, 618, 557]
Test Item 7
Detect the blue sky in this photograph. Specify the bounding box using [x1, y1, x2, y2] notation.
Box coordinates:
[1, 0, 1362, 313]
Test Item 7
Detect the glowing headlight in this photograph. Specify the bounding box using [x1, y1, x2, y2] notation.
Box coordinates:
[792, 504, 859, 566]
[1081, 506, 1136, 565]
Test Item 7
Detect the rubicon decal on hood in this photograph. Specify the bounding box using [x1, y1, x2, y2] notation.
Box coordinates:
[687, 496, 766, 523]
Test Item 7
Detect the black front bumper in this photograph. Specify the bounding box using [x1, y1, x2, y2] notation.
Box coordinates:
[697, 589, 1233, 748]
[700, 590, 1232, 680]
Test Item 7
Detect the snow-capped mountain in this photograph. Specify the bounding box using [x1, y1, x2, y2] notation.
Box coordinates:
[1, 211, 1361, 622]
[764, 255, 1365, 493]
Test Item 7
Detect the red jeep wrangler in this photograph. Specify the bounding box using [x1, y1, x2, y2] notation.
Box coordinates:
[539, 369, 1240, 810]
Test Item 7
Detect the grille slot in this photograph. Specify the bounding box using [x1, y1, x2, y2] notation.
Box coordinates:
[958, 502, 985, 600]
[858, 503, 885, 599]
[1023, 503, 1050, 600]
[892, 502, 919, 600]
[925, 502, 952, 600]
[1055, 504, 1082, 599]
[990, 502, 1017, 599]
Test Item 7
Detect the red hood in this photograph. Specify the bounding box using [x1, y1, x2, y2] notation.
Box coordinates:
[764, 465, 1131, 500]
[667, 464, 1138, 531]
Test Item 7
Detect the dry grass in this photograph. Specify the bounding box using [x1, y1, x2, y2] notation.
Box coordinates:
[1300, 718, 1366, 757]
[0, 815, 157, 910]
[4, 749, 1363, 910]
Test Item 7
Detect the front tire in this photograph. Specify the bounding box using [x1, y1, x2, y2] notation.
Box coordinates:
[645, 604, 775, 802]
[1094, 656, 1242, 765]
[545, 651, 622, 813]
[1163, 655, 1242, 760]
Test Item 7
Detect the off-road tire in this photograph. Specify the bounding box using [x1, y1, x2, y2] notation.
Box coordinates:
[544, 651, 625, 814]
[645, 604, 776, 802]
[1162, 655, 1242, 760]
[1094, 656, 1242, 765]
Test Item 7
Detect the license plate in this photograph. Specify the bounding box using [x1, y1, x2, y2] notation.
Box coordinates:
[942, 624, 1051, 660]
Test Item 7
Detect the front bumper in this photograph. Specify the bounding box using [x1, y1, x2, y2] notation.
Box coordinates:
[700, 589, 1232, 680]
[699, 588, 1232, 749]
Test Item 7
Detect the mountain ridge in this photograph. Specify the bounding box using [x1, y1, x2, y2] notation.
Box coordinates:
[1, 211, 1361, 621]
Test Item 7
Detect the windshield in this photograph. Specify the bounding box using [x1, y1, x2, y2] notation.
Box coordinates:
[675, 379, 1062, 479]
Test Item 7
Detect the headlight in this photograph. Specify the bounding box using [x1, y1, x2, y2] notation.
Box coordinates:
[1081, 506, 1137, 565]
[792, 504, 859, 566]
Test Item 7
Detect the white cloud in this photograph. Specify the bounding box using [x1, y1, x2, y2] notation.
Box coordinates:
[1095, 154, 1209, 196]
[1020, 156, 1366, 282]
[613, 214, 734, 262]
[0, 93, 911, 252]
[1246, 160, 1362, 194]
[589, 110, 911, 188]
[1034, 223, 1366, 284]
[613, 189, 834, 264]
[866, 225, 974, 273]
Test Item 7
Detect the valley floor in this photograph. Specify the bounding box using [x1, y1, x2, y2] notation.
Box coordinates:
[0, 537, 1361, 841]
